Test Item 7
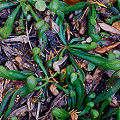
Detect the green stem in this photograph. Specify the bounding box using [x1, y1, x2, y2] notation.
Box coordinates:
[34, 79, 48, 90]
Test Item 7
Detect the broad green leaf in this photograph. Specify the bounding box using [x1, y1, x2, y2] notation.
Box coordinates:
[90, 34, 101, 42]
[35, 0, 46, 11]
[113, 50, 120, 58]
[88, 62, 96, 71]
[0, 66, 10, 79]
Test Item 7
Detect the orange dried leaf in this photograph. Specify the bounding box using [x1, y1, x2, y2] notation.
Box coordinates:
[49, 84, 59, 96]
[71, 112, 78, 120]
[112, 22, 120, 32]
[95, 42, 120, 54]
[63, 0, 80, 6]
[14, 56, 23, 70]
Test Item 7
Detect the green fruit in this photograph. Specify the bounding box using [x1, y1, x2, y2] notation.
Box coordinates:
[87, 92, 96, 99]
[91, 109, 99, 118]
[46, 60, 53, 68]
[86, 101, 94, 107]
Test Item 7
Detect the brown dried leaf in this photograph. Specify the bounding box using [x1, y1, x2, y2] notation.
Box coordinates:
[2, 44, 23, 59]
[95, 42, 120, 54]
[71, 112, 78, 120]
[109, 95, 119, 107]
[85, 74, 93, 84]
[98, 23, 120, 35]
[51, 19, 60, 34]
[44, 16, 50, 23]
[5, 61, 18, 70]
[112, 22, 120, 32]
[85, 68, 103, 93]
[27, 98, 35, 111]
[105, 70, 115, 77]
[67, 23, 71, 41]
[49, 84, 59, 96]
[63, 0, 80, 6]
[53, 56, 68, 71]
[7, 105, 29, 119]
[14, 56, 23, 70]
[4, 35, 29, 44]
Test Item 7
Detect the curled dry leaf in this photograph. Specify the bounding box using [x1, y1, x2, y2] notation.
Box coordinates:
[71, 112, 78, 120]
[49, 84, 59, 96]
[5, 61, 18, 70]
[51, 19, 60, 34]
[85, 74, 93, 84]
[112, 22, 120, 32]
[67, 23, 71, 41]
[109, 95, 119, 107]
[98, 23, 120, 35]
[14, 56, 23, 70]
[44, 16, 50, 23]
[63, 0, 80, 6]
[85, 68, 103, 93]
[105, 70, 115, 77]
[27, 98, 35, 111]
[53, 56, 68, 71]
[95, 23, 101, 34]
[95, 42, 120, 54]
[7, 105, 29, 119]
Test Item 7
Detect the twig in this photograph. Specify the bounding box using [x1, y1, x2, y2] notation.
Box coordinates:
[38, 94, 66, 120]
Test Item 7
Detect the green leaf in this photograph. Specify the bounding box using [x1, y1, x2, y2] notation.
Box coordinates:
[90, 16, 96, 25]
[0, 66, 10, 79]
[88, 62, 96, 71]
[35, 0, 46, 11]
[113, 50, 120, 58]
[108, 52, 116, 61]
[90, 34, 101, 42]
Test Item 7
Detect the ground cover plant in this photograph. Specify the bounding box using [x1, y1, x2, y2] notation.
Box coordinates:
[0, 0, 120, 120]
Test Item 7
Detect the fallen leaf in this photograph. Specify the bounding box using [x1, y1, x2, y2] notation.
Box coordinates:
[5, 61, 18, 70]
[53, 55, 68, 71]
[112, 22, 120, 32]
[63, 0, 80, 6]
[109, 95, 119, 107]
[85, 74, 93, 84]
[14, 56, 23, 70]
[95, 42, 120, 54]
[51, 19, 60, 34]
[98, 23, 120, 35]
[27, 98, 35, 111]
[49, 84, 59, 96]
[67, 23, 71, 41]
[7, 105, 29, 119]
[85, 68, 103, 93]
[71, 112, 78, 120]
